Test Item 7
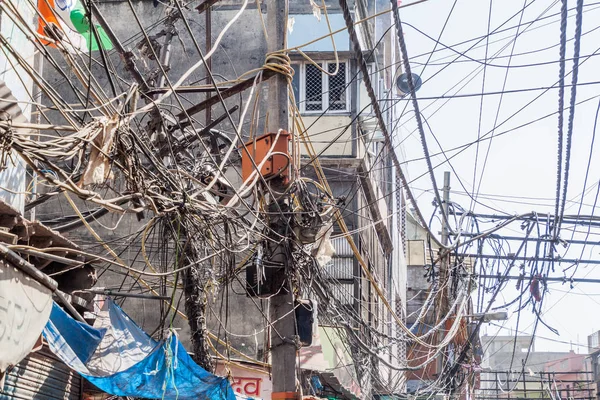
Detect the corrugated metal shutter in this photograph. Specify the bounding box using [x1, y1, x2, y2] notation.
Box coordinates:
[1, 346, 81, 400]
[324, 237, 354, 281]
[330, 237, 353, 257]
[330, 283, 354, 306]
[324, 257, 354, 280]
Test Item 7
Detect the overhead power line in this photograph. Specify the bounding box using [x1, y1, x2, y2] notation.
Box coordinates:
[556, 0, 585, 237]
[553, 0, 569, 239]
[338, 0, 446, 248]
[390, 0, 452, 233]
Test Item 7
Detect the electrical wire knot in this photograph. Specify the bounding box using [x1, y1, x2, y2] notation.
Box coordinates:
[264, 52, 294, 84]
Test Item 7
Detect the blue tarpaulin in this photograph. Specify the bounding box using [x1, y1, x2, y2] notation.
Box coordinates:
[43, 300, 236, 400]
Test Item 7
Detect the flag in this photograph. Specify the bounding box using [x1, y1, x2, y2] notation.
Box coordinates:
[37, 0, 113, 52]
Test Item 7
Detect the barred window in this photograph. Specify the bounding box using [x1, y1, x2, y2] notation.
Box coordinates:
[328, 62, 346, 110]
[305, 63, 323, 111]
[297, 61, 349, 114]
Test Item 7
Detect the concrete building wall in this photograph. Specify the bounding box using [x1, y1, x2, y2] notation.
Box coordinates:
[0, 1, 36, 213]
[479, 335, 592, 398]
[301, 115, 355, 157]
[35, 0, 269, 351]
[32, 2, 407, 396]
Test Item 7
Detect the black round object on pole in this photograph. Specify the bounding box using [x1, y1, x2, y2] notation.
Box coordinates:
[396, 73, 422, 94]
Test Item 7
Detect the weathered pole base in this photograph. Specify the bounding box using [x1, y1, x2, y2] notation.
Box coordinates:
[183, 265, 214, 372]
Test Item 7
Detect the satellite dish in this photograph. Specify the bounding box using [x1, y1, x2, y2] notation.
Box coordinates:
[396, 73, 423, 95]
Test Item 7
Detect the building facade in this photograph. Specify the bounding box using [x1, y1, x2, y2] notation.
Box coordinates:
[480, 335, 594, 400]
[0, 3, 95, 397]
[12, 0, 411, 399]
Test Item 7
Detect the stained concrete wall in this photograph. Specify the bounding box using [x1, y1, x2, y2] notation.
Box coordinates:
[301, 115, 355, 157]
[35, 0, 269, 354]
[0, 2, 36, 214]
[33, 0, 360, 359]
[34, 2, 402, 378]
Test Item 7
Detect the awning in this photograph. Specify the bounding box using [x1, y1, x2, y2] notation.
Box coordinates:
[43, 299, 237, 400]
[0, 261, 53, 375]
[0, 196, 95, 377]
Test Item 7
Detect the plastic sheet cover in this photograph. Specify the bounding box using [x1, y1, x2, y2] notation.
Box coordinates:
[43, 300, 236, 400]
[0, 262, 53, 374]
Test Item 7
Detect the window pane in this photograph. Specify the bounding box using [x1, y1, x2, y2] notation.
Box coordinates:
[305, 63, 323, 111]
[328, 62, 346, 111]
[291, 64, 300, 109]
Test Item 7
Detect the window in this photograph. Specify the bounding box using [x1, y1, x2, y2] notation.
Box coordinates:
[328, 63, 347, 110]
[291, 61, 349, 114]
[306, 64, 323, 111]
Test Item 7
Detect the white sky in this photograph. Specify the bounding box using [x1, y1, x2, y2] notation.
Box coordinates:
[397, 0, 600, 352]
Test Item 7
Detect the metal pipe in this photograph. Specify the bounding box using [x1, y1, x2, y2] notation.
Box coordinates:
[441, 172, 451, 246]
[11, 247, 86, 267]
[144, 86, 232, 96]
[177, 70, 276, 120]
[54, 291, 87, 323]
[0, 243, 58, 291]
[196, 0, 221, 14]
[84, 288, 171, 301]
[464, 311, 508, 321]
[437, 171, 451, 380]
[89, 3, 148, 90]
[205, 3, 212, 125]
[157, 17, 176, 90]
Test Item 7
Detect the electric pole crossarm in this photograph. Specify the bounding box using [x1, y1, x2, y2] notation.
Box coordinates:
[451, 211, 600, 228]
[474, 274, 600, 283]
[458, 232, 600, 246]
[458, 253, 600, 265]
[177, 70, 276, 122]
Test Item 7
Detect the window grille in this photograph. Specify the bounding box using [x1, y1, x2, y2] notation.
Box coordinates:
[328, 62, 346, 110]
[299, 61, 349, 113]
[305, 63, 323, 111]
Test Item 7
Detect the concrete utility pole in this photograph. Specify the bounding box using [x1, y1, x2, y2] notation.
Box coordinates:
[438, 171, 451, 390]
[441, 171, 451, 247]
[205, 4, 212, 124]
[266, 0, 297, 398]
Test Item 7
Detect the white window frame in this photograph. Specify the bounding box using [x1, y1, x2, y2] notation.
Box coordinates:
[294, 60, 350, 115]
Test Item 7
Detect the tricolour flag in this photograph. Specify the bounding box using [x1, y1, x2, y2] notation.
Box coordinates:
[37, 0, 113, 52]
